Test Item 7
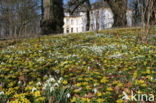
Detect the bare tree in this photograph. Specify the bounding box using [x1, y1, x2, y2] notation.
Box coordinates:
[0, 0, 40, 39]
[135, 0, 155, 43]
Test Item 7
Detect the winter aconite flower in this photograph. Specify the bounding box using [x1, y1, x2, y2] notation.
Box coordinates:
[100, 77, 108, 83]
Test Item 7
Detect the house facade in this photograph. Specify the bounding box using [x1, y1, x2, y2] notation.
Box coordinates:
[63, 12, 87, 34]
[63, 1, 132, 34]
[89, 8, 114, 31]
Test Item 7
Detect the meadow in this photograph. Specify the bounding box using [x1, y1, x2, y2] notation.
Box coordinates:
[0, 28, 156, 103]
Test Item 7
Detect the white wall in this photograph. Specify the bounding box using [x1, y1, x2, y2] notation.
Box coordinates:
[63, 8, 114, 34]
[90, 8, 114, 31]
[63, 12, 87, 34]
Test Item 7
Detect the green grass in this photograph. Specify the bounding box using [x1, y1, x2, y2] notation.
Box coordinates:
[0, 28, 156, 103]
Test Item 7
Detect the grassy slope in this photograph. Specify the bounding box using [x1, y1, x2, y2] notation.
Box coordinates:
[0, 28, 156, 103]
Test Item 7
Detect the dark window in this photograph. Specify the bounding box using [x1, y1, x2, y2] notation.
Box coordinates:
[71, 28, 73, 33]
[66, 28, 69, 33]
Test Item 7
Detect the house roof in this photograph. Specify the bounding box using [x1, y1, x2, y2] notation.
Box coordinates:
[64, 1, 110, 17]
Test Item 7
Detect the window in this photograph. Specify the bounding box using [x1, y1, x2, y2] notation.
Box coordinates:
[71, 28, 73, 33]
[97, 11, 99, 16]
[66, 28, 69, 33]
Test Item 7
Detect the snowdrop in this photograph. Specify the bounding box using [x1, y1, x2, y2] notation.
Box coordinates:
[36, 82, 42, 86]
[109, 53, 123, 58]
[48, 77, 56, 83]
[66, 93, 71, 98]
[36, 57, 45, 62]
[32, 87, 37, 92]
[0, 91, 4, 95]
[50, 87, 55, 92]
[58, 77, 63, 83]
[18, 81, 21, 84]
[55, 70, 60, 74]
[93, 88, 98, 94]
[53, 83, 59, 87]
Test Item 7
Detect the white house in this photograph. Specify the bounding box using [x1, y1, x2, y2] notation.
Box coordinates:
[63, 12, 87, 34]
[89, 1, 114, 31]
[63, 1, 132, 34]
[90, 8, 114, 31]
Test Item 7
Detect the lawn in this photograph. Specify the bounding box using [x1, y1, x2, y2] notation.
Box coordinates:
[0, 28, 156, 103]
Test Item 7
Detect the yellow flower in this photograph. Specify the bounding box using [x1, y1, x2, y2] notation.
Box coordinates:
[62, 80, 68, 85]
[78, 77, 83, 81]
[10, 96, 31, 103]
[33, 91, 41, 97]
[25, 86, 33, 91]
[133, 71, 138, 79]
[76, 83, 81, 87]
[116, 99, 124, 103]
[82, 82, 88, 86]
[135, 80, 147, 87]
[8, 82, 15, 87]
[36, 97, 46, 102]
[117, 82, 123, 87]
[28, 81, 34, 85]
[106, 87, 113, 91]
[100, 77, 108, 83]
[84, 78, 90, 81]
[5, 88, 15, 95]
[81, 97, 91, 103]
[97, 98, 105, 103]
[70, 97, 77, 102]
[73, 88, 81, 93]
[97, 92, 102, 96]
[86, 86, 91, 90]
[146, 69, 151, 74]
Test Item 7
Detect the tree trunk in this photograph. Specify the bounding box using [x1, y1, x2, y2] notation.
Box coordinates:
[105, 0, 127, 27]
[151, 0, 156, 25]
[86, 0, 91, 31]
[40, 0, 64, 35]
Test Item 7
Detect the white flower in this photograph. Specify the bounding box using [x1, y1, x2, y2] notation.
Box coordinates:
[58, 77, 63, 83]
[66, 93, 71, 98]
[32, 87, 37, 92]
[93, 88, 98, 94]
[55, 70, 60, 74]
[53, 83, 59, 87]
[50, 87, 55, 92]
[36, 82, 42, 86]
[18, 81, 21, 84]
[0, 91, 4, 95]
[109, 53, 123, 58]
[47, 77, 55, 83]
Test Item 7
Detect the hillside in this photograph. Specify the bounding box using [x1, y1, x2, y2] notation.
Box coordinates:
[0, 28, 156, 103]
